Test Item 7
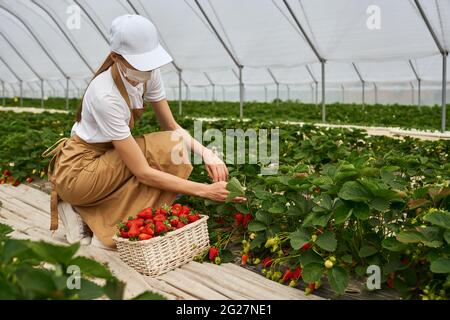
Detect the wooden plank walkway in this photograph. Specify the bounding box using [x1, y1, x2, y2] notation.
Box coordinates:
[0, 183, 322, 300]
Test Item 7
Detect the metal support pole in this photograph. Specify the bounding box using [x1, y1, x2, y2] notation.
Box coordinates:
[374, 83, 378, 104]
[442, 54, 447, 132]
[418, 79, 422, 108]
[410, 82, 415, 105]
[310, 83, 314, 103]
[212, 84, 216, 104]
[178, 70, 182, 115]
[315, 82, 319, 106]
[362, 81, 366, 106]
[239, 66, 244, 118]
[321, 61, 326, 122]
[287, 85, 291, 101]
[222, 86, 225, 101]
[276, 83, 280, 102]
[40, 79, 44, 108]
[264, 86, 268, 103]
[1, 81, 5, 106]
[65, 77, 69, 109]
[19, 80, 23, 107]
[341, 84, 345, 103]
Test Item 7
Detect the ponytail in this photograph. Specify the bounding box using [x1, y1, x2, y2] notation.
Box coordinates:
[75, 53, 115, 122]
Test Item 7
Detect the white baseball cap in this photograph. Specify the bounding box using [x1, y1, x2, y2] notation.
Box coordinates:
[110, 14, 173, 71]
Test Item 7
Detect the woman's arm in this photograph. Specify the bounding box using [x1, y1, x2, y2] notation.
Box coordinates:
[150, 99, 228, 182]
[112, 135, 244, 202]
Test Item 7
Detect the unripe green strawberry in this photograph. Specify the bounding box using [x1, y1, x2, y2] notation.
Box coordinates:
[324, 259, 334, 269]
[311, 234, 318, 242]
[265, 238, 276, 248]
[314, 280, 322, 289]
[266, 271, 273, 279]
[214, 256, 221, 265]
[305, 287, 313, 295]
[288, 279, 297, 287]
[261, 268, 267, 275]
[277, 249, 284, 257]
[329, 256, 336, 263]
[253, 258, 261, 265]
[249, 233, 256, 240]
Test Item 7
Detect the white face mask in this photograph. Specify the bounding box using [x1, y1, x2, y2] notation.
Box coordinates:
[120, 62, 152, 83]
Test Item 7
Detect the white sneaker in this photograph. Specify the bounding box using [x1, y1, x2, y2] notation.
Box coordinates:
[57, 201, 92, 245]
[91, 235, 116, 251]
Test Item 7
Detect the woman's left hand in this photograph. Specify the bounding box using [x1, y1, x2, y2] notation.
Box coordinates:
[203, 149, 228, 182]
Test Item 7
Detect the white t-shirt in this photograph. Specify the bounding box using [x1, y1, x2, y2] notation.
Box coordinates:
[71, 66, 166, 143]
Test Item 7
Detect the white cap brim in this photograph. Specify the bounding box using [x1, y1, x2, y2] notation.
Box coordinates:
[122, 44, 173, 71]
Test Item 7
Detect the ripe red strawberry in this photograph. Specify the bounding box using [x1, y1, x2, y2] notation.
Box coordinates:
[170, 216, 180, 227]
[139, 233, 152, 241]
[308, 282, 316, 290]
[181, 205, 190, 215]
[144, 218, 153, 225]
[171, 204, 182, 216]
[301, 242, 313, 251]
[401, 256, 409, 265]
[12, 180, 21, 187]
[241, 254, 248, 265]
[119, 230, 129, 238]
[137, 208, 153, 219]
[141, 224, 154, 236]
[209, 247, 219, 261]
[25, 177, 33, 183]
[292, 267, 302, 280]
[187, 213, 200, 223]
[176, 221, 186, 229]
[153, 214, 166, 222]
[2, 170, 11, 177]
[282, 269, 293, 282]
[128, 223, 141, 238]
[262, 257, 273, 268]
[155, 221, 167, 234]
[155, 208, 167, 216]
[127, 218, 144, 229]
[243, 214, 252, 226]
[234, 213, 243, 225]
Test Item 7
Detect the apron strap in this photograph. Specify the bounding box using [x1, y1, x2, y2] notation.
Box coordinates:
[42, 137, 70, 230]
[111, 63, 136, 129]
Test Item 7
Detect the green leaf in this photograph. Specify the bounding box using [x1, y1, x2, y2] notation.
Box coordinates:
[0, 223, 13, 238]
[250, 232, 265, 249]
[430, 258, 450, 273]
[423, 210, 450, 229]
[234, 203, 249, 214]
[328, 266, 349, 295]
[334, 203, 353, 224]
[315, 231, 337, 252]
[268, 202, 286, 214]
[289, 228, 310, 250]
[255, 210, 272, 225]
[301, 262, 324, 283]
[382, 237, 409, 252]
[69, 256, 113, 279]
[299, 250, 323, 266]
[220, 249, 234, 263]
[444, 230, 450, 244]
[396, 231, 426, 244]
[131, 291, 166, 300]
[247, 221, 267, 232]
[75, 279, 105, 300]
[103, 278, 126, 300]
[225, 177, 245, 202]
[26, 241, 80, 265]
[370, 197, 390, 211]
[352, 202, 370, 220]
[338, 181, 372, 202]
[358, 245, 378, 258]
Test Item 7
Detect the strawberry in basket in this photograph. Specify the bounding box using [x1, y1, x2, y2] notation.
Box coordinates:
[116, 203, 201, 241]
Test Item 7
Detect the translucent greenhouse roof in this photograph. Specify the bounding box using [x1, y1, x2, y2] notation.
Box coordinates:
[0, 0, 448, 101]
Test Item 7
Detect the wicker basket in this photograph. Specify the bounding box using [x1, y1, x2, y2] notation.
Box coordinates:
[113, 215, 210, 276]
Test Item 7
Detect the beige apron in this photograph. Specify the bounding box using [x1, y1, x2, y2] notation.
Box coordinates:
[42, 64, 193, 248]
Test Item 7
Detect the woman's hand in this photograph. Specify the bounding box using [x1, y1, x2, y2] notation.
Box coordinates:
[203, 149, 228, 182]
[201, 181, 246, 203]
